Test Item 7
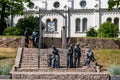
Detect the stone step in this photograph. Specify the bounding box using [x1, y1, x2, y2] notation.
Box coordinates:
[16, 66, 97, 72]
[19, 48, 96, 69]
[11, 71, 109, 80]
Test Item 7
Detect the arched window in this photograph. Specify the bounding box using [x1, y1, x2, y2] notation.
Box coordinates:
[53, 18, 58, 31]
[75, 18, 80, 32]
[82, 18, 87, 32]
[107, 17, 112, 22]
[114, 17, 119, 27]
[46, 19, 51, 31]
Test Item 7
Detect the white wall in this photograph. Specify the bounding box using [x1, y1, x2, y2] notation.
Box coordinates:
[70, 12, 94, 37]
[101, 0, 109, 8]
[13, 15, 24, 26]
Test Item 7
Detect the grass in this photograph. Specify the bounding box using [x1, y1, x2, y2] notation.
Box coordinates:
[0, 48, 17, 67]
[0, 48, 17, 75]
[93, 49, 120, 69]
[0, 36, 23, 38]
[71, 36, 120, 40]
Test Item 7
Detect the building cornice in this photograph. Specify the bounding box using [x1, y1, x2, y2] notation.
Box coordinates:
[23, 8, 120, 15]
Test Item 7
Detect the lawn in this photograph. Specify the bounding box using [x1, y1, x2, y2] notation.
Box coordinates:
[0, 48, 17, 67]
[0, 48, 17, 75]
[93, 49, 120, 69]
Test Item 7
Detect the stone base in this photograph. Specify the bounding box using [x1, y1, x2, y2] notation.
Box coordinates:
[11, 71, 109, 80]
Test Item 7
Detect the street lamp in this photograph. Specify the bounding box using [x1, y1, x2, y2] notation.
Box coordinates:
[61, 5, 68, 49]
[99, 0, 101, 26]
[38, 8, 42, 68]
[35, 6, 43, 68]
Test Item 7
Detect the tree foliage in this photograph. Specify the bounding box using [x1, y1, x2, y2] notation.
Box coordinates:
[3, 27, 23, 35]
[16, 16, 44, 35]
[0, 0, 33, 35]
[98, 22, 119, 38]
[86, 27, 97, 37]
[3, 16, 45, 36]
[108, 0, 120, 10]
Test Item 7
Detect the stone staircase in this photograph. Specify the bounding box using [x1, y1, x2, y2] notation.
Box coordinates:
[10, 48, 109, 80]
[19, 48, 38, 68]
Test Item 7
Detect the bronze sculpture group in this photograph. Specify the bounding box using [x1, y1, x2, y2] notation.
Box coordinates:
[24, 28, 39, 48]
[84, 49, 95, 66]
[24, 29, 95, 68]
[47, 44, 95, 68]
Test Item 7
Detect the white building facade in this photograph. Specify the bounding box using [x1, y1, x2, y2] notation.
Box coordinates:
[13, 0, 120, 38]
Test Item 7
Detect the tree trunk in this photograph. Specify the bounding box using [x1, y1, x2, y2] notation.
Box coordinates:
[0, 3, 6, 35]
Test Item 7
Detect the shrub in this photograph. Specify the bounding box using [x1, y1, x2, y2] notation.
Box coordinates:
[108, 64, 120, 75]
[0, 64, 11, 75]
[16, 16, 44, 35]
[86, 27, 97, 37]
[98, 22, 119, 38]
[3, 27, 23, 35]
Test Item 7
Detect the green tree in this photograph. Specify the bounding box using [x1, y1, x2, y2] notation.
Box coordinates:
[16, 16, 44, 35]
[86, 27, 97, 37]
[0, 0, 33, 35]
[108, 0, 120, 10]
[98, 22, 119, 38]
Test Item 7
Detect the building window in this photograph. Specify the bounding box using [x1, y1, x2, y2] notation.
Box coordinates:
[75, 18, 81, 32]
[80, 0, 86, 8]
[53, 1, 60, 8]
[82, 18, 87, 32]
[46, 19, 51, 31]
[107, 17, 112, 22]
[114, 17, 119, 27]
[53, 19, 58, 31]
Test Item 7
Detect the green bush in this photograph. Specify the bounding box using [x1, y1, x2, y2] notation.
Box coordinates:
[108, 64, 120, 75]
[16, 16, 44, 35]
[86, 27, 97, 37]
[98, 22, 119, 38]
[3, 27, 23, 35]
[0, 64, 11, 75]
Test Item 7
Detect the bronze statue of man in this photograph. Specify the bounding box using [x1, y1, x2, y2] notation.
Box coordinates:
[32, 28, 39, 48]
[87, 49, 95, 62]
[67, 44, 73, 68]
[74, 43, 81, 68]
[24, 28, 29, 48]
